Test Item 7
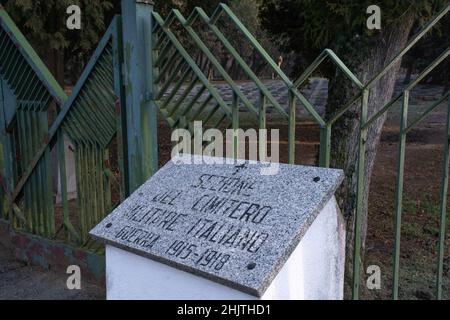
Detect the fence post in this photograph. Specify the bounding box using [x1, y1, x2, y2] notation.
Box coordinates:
[392, 91, 409, 299]
[121, 0, 158, 194]
[436, 95, 450, 300]
[0, 79, 13, 220]
[352, 88, 369, 300]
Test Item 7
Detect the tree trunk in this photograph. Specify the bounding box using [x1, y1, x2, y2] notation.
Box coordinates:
[40, 48, 64, 195]
[325, 14, 415, 295]
[403, 60, 415, 84]
[42, 48, 65, 86]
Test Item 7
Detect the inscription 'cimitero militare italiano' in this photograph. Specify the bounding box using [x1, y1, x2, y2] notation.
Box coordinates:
[90, 155, 344, 297]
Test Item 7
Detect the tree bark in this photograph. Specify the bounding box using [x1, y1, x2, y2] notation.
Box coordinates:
[42, 48, 65, 86]
[325, 14, 415, 294]
[403, 60, 415, 84]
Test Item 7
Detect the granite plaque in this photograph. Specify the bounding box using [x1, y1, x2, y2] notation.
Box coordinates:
[90, 155, 344, 297]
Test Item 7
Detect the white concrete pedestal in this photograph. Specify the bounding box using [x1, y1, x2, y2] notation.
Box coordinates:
[105, 196, 346, 300]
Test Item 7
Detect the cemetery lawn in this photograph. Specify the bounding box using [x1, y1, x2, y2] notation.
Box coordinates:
[363, 125, 450, 300]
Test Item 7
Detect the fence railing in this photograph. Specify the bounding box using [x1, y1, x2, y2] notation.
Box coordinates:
[0, 1, 449, 299]
[292, 4, 450, 299]
[0, 6, 67, 240]
[0, 7, 125, 251]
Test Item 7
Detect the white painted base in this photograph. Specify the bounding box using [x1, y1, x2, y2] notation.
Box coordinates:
[105, 196, 346, 300]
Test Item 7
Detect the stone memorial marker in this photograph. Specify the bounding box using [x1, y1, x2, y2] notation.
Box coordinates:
[90, 155, 345, 299]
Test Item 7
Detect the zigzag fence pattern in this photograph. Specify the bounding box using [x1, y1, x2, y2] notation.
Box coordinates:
[0, 2, 448, 299]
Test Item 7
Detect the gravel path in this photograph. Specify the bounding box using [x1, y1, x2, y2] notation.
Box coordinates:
[162, 77, 447, 125]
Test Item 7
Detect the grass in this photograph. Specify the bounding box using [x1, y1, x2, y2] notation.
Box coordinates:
[363, 194, 449, 300]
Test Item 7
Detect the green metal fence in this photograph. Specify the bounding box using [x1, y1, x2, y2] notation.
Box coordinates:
[0, 8, 125, 251]
[0, 1, 449, 299]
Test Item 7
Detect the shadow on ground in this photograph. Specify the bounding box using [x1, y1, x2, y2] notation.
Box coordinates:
[0, 243, 105, 300]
